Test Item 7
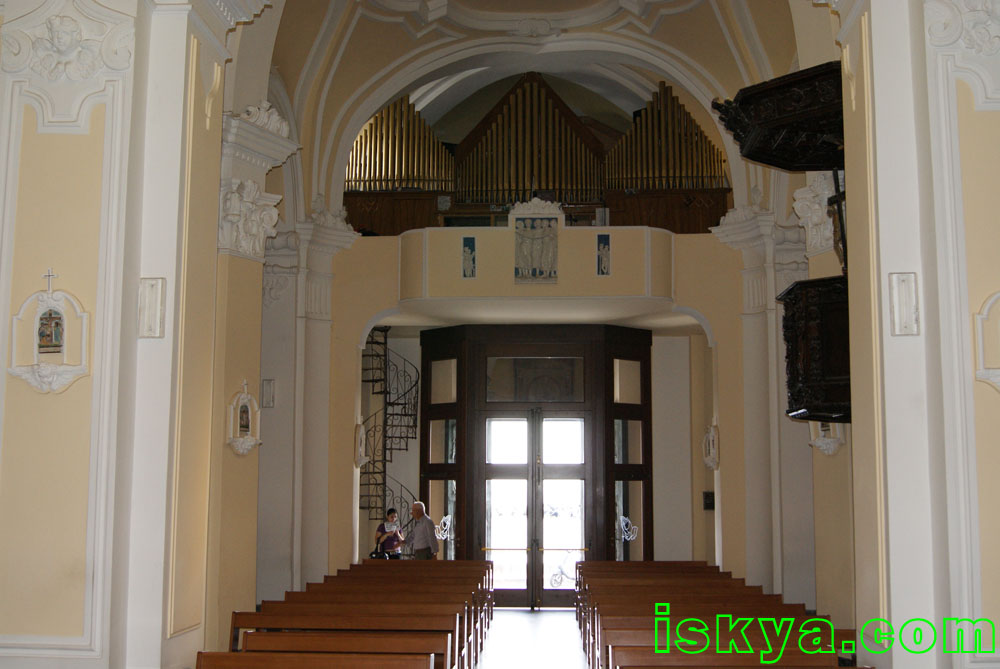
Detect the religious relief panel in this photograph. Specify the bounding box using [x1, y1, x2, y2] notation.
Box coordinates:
[597, 234, 610, 276]
[514, 218, 558, 283]
[509, 198, 565, 285]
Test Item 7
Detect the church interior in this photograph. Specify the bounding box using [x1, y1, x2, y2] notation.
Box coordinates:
[0, 0, 998, 667]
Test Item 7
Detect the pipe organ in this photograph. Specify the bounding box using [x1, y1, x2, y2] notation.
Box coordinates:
[343, 73, 731, 234]
[455, 73, 605, 204]
[345, 95, 454, 192]
[606, 82, 728, 191]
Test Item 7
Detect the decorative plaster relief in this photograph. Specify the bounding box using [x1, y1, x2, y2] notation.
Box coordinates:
[227, 379, 261, 455]
[809, 420, 845, 456]
[702, 424, 719, 470]
[927, 0, 1000, 102]
[7, 270, 89, 393]
[262, 262, 295, 308]
[310, 194, 354, 232]
[208, 0, 269, 31]
[221, 115, 299, 172]
[218, 178, 282, 261]
[1, 0, 134, 126]
[241, 99, 290, 138]
[975, 291, 1000, 392]
[793, 171, 836, 258]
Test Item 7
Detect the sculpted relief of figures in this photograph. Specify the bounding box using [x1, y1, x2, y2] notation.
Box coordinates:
[219, 178, 282, 260]
[514, 217, 558, 283]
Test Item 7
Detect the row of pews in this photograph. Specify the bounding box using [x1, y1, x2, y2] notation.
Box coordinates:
[576, 561, 870, 669]
[196, 559, 493, 669]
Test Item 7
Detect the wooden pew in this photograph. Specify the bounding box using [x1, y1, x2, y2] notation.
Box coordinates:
[197, 650, 434, 668]
[229, 611, 461, 663]
[242, 630, 453, 669]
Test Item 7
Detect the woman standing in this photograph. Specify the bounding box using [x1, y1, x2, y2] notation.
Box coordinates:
[374, 508, 404, 559]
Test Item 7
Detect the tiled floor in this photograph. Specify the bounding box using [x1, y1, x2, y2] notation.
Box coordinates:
[479, 608, 588, 668]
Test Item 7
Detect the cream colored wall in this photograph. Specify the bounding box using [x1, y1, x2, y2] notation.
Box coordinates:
[402, 226, 669, 299]
[165, 35, 224, 648]
[673, 235, 744, 577]
[329, 237, 402, 571]
[205, 255, 263, 650]
[955, 79, 1000, 621]
[840, 10, 889, 639]
[0, 105, 105, 636]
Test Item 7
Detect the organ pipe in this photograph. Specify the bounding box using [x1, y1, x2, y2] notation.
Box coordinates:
[605, 83, 729, 191]
[345, 94, 454, 193]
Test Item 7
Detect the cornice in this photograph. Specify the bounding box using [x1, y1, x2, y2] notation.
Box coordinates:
[222, 115, 299, 172]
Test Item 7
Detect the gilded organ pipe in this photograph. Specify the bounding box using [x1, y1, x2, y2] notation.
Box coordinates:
[345, 94, 454, 193]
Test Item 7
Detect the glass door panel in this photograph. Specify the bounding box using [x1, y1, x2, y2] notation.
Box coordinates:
[485, 479, 528, 590]
[486, 418, 528, 464]
[542, 417, 584, 464]
[542, 479, 584, 591]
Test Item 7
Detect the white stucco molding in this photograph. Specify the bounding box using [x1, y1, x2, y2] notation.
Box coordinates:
[196, 0, 269, 33]
[975, 292, 1000, 392]
[218, 177, 282, 261]
[221, 114, 299, 173]
[792, 171, 837, 258]
[300, 195, 359, 321]
[263, 230, 299, 307]
[242, 98, 289, 137]
[365, 0, 700, 33]
[926, 0, 1000, 107]
[0, 0, 134, 129]
[711, 205, 807, 313]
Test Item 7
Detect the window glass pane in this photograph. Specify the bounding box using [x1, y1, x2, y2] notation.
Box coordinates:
[428, 479, 457, 561]
[614, 480, 644, 561]
[613, 359, 642, 404]
[543, 479, 584, 590]
[486, 357, 584, 402]
[486, 418, 528, 464]
[613, 419, 643, 464]
[430, 359, 457, 404]
[542, 418, 584, 464]
[429, 419, 457, 464]
[486, 479, 527, 589]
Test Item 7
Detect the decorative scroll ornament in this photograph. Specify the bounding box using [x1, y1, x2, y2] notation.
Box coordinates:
[975, 291, 1000, 392]
[309, 194, 354, 231]
[927, 0, 1000, 55]
[7, 268, 89, 393]
[219, 178, 282, 260]
[793, 172, 836, 257]
[1, 1, 134, 124]
[227, 379, 261, 455]
[435, 514, 453, 541]
[241, 99, 290, 138]
[702, 425, 720, 470]
[618, 516, 639, 542]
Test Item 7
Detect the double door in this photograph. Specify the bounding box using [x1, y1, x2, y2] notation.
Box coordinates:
[481, 408, 590, 608]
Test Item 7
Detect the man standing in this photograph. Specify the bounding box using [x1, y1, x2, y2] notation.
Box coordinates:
[405, 501, 439, 560]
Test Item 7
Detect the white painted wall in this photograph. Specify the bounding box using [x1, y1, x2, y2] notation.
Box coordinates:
[652, 336, 693, 560]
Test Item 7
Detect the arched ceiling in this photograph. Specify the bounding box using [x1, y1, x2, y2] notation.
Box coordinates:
[268, 0, 813, 210]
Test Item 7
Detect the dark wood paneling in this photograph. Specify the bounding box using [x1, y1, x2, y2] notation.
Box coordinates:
[604, 188, 731, 234]
[344, 191, 443, 236]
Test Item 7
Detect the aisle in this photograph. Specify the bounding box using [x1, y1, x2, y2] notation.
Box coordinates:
[480, 608, 588, 668]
